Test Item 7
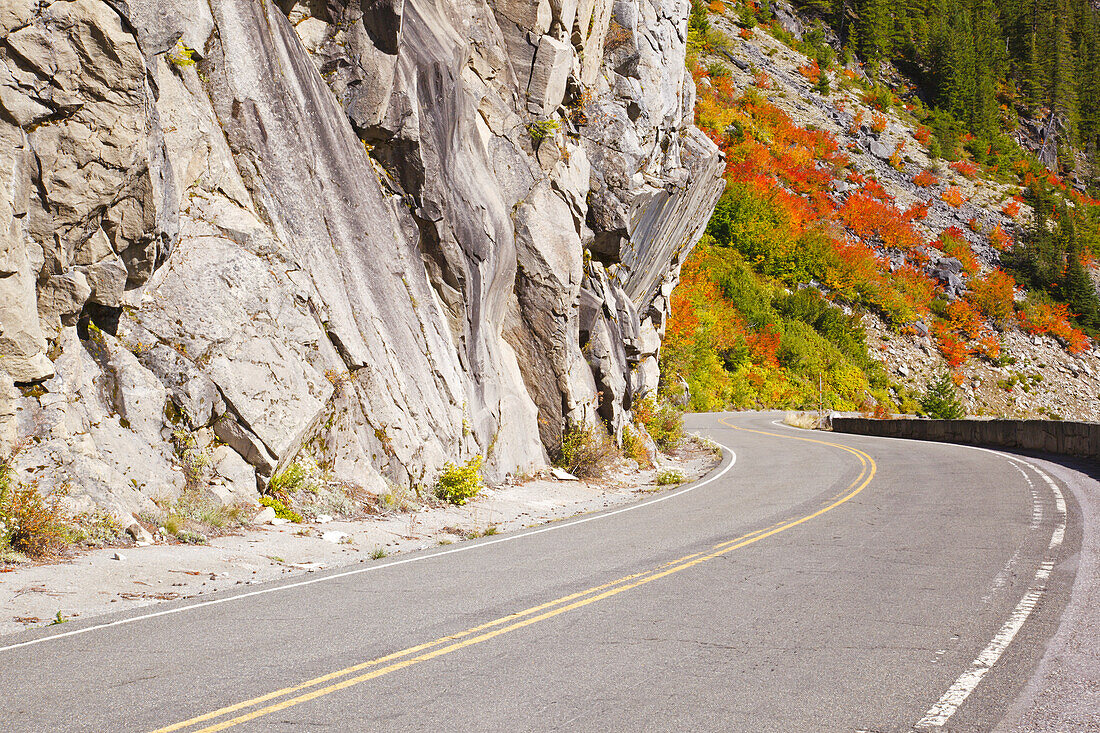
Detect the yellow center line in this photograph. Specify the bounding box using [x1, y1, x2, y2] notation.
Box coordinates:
[156, 420, 876, 733]
[148, 551, 710, 733]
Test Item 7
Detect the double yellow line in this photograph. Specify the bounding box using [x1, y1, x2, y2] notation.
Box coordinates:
[152, 420, 875, 733]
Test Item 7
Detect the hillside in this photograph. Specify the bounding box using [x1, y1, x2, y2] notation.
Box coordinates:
[661, 0, 1100, 421]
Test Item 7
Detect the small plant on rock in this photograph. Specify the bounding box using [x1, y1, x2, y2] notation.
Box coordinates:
[527, 119, 559, 142]
[258, 495, 303, 523]
[434, 456, 484, 506]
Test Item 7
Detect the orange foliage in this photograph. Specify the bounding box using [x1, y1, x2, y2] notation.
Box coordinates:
[862, 178, 890, 202]
[754, 71, 771, 89]
[968, 218, 982, 233]
[870, 112, 887, 134]
[1001, 200, 1020, 218]
[738, 27, 751, 39]
[904, 199, 930, 221]
[989, 225, 1012, 251]
[941, 186, 966, 207]
[940, 233, 979, 275]
[949, 160, 978, 178]
[914, 126, 931, 145]
[967, 270, 1016, 327]
[839, 192, 922, 250]
[798, 61, 821, 83]
[933, 322, 972, 368]
[849, 111, 863, 136]
[1017, 301, 1091, 354]
[913, 170, 939, 187]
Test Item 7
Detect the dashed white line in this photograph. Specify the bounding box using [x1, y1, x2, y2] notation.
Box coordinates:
[914, 456, 1067, 729]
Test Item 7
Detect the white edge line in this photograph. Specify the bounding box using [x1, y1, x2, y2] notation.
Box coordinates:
[0, 443, 739, 654]
[813, 420, 1069, 730]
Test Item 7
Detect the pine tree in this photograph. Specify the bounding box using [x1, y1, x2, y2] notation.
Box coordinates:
[921, 372, 966, 419]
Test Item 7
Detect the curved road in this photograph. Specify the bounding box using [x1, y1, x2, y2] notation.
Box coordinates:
[0, 412, 1084, 731]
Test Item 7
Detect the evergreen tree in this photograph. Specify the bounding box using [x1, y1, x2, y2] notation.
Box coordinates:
[920, 372, 966, 419]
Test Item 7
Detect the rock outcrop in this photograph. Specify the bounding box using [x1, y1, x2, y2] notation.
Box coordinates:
[0, 0, 722, 518]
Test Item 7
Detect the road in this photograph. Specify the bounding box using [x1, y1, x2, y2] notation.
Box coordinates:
[0, 411, 1083, 732]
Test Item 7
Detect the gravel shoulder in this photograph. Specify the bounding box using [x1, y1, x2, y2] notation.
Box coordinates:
[0, 441, 718, 637]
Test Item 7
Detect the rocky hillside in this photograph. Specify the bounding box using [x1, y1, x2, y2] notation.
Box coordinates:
[663, 0, 1100, 421]
[0, 0, 722, 524]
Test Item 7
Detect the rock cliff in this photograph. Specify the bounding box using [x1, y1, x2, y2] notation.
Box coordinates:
[0, 0, 722, 519]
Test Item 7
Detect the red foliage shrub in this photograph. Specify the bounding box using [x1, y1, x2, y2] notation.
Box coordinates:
[949, 160, 978, 178]
[1001, 200, 1021, 218]
[903, 199, 930, 221]
[870, 112, 887, 134]
[989, 225, 1012, 251]
[798, 61, 821, 83]
[913, 170, 939, 187]
[941, 186, 966, 207]
[967, 270, 1016, 327]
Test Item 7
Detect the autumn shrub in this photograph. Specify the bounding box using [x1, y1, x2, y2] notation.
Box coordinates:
[0, 460, 72, 558]
[989, 225, 1012, 250]
[798, 61, 821, 83]
[1017, 299, 1090, 354]
[941, 186, 966, 207]
[633, 394, 684, 450]
[621, 425, 653, 468]
[914, 126, 931, 145]
[913, 170, 939, 187]
[1001, 200, 1021, 218]
[932, 322, 971, 368]
[904, 200, 931, 221]
[554, 425, 619, 479]
[967, 270, 1016, 328]
[942, 237, 978, 276]
[870, 112, 887, 134]
[949, 160, 978, 178]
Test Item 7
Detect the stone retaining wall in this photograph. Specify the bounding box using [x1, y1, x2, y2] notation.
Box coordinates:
[831, 417, 1100, 461]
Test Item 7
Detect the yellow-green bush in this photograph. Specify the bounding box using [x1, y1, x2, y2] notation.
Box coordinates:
[434, 456, 484, 505]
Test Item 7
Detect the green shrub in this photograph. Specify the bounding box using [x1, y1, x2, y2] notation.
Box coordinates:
[434, 456, 484, 505]
[268, 463, 307, 494]
[554, 424, 619, 478]
[920, 372, 966, 419]
[258, 495, 303, 523]
[656, 469, 684, 485]
[527, 119, 559, 142]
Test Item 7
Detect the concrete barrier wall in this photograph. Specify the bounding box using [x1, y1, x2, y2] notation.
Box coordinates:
[831, 417, 1100, 462]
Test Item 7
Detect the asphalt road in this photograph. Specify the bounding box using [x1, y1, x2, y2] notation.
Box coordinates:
[0, 412, 1083, 732]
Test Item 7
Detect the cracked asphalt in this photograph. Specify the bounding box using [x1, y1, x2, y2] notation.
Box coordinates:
[0, 411, 1089, 732]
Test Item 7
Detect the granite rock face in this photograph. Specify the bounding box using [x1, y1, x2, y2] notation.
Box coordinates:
[0, 0, 722, 518]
